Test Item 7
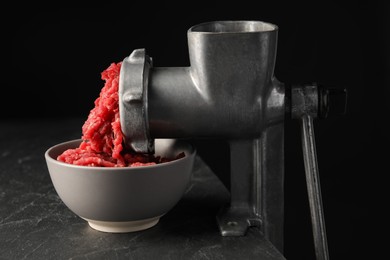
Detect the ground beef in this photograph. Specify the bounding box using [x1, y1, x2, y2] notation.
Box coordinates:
[57, 62, 184, 167]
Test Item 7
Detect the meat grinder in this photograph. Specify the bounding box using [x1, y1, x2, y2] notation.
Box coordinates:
[118, 20, 347, 260]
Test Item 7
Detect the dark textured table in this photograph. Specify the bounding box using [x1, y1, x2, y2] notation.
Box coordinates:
[0, 118, 285, 260]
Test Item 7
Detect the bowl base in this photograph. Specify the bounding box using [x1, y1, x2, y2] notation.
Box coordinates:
[82, 216, 160, 233]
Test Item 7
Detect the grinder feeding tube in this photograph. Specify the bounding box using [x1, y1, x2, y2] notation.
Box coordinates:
[119, 21, 346, 260]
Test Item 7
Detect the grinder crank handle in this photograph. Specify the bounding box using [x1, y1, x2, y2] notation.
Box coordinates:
[301, 114, 329, 260]
[289, 83, 347, 260]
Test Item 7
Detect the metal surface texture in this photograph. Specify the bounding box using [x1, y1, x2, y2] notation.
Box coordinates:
[289, 83, 347, 259]
[148, 21, 284, 138]
[301, 115, 329, 260]
[216, 125, 284, 251]
[119, 20, 285, 252]
[119, 49, 154, 153]
[291, 83, 331, 260]
[291, 83, 319, 119]
[118, 20, 349, 260]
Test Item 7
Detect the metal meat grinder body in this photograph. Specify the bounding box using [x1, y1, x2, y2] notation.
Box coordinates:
[119, 20, 346, 260]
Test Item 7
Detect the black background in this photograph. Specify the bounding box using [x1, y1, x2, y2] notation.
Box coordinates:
[7, 2, 389, 259]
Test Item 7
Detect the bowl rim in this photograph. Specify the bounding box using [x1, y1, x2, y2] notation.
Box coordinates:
[45, 138, 195, 171]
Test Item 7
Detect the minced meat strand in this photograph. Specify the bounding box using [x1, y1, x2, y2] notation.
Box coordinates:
[57, 62, 184, 167]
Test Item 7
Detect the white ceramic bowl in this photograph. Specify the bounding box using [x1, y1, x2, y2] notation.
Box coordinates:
[45, 139, 195, 233]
